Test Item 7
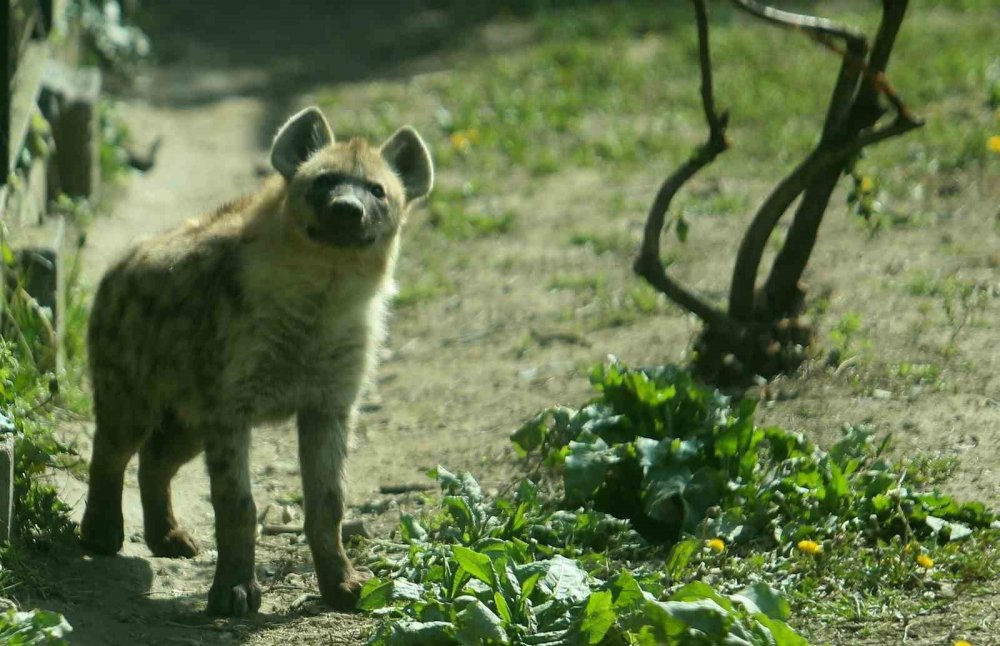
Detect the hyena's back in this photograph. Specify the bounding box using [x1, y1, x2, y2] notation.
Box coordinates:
[88, 222, 246, 429]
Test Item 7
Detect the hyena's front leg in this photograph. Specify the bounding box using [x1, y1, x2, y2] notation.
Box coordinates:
[204, 429, 261, 616]
[297, 406, 371, 610]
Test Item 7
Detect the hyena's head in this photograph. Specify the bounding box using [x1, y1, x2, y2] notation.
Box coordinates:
[271, 107, 433, 249]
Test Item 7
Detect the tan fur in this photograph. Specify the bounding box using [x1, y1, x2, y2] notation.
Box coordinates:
[80, 108, 432, 616]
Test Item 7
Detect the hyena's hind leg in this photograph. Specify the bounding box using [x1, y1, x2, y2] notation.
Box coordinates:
[139, 410, 203, 558]
[80, 397, 151, 555]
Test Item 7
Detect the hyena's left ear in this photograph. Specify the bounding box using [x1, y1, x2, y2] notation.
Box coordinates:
[381, 126, 434, 202]
[270, 107, 334, 179]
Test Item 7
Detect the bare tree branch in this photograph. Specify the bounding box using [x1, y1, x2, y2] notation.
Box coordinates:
[847, 0, 912, 130]
[731, 0, 868, 49]
[726, 0, 922, 320]
[634, 0, 740, 335]
[728, 115, 920, 319]
[761, 0, 918, 317]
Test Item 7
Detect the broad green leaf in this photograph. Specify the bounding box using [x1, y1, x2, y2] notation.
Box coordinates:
[369, 620, 455, 646]
[925, 515, 973, 541]
[753, 614, 811, 646]
[822, 460, 849, 513]
[435, 466, 484, 501]
[539, 555, 592, 602]
[400, 512, 428, 543]
[579, 590, 616, 644]
[564, 439, 621, 503]
[642, 598, 728, 640]
[610, 571, 647, 611]
[453, 546, 495, 587]
[675, 214, 689, 243]
[444, 496, 477, 533]
[679, 467, 727, 532]
[664, 538, 699, 581]
[669, 581, 733, 612]
[0, 243, 14, 267]
[512, 414, 548, 457]
[730, 583, 790, 621]
[493, 590, 513, 624]
[641, 464, 690, 525]
[357, 578, 423, 611]
[454, 598, 508, 645]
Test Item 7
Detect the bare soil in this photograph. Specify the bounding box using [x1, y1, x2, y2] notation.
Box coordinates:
[17, 2, 999, 645]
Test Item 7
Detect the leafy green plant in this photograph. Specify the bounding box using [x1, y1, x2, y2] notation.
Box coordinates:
[907, 272, 996, 352]
[0, 241, 78, 546]
[0, 608, 72, 645]
[0, 340, 76, 545]
[512, 360, 994, 549]
[828, 312, 865, 363]
[360, 467, 806, 645]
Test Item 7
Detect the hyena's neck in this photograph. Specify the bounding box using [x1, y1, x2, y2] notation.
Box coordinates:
[235, 179, 401, 327]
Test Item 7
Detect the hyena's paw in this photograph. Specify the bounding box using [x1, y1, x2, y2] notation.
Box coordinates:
[147, 528, 199, 559]
[79, 508, 124, 555]
[207, 579, 262, 617]
[318, 567, 373, 611]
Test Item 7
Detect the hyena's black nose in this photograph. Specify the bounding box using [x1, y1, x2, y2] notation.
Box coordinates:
[327, 195, 364, 221]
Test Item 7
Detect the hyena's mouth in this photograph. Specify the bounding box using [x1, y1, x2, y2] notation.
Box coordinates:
[306, 224, 378, 248]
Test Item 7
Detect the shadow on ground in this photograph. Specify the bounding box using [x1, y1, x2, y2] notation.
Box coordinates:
[134, 0, 536, 147]
[20, 538, 363, 645]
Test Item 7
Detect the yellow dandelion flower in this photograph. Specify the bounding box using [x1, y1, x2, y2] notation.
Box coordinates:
[988, 135, 1000, 154]
[707, 538, 725, 553]
[449, 129, 481, 152]
[916, 554, 934, 569]
[953, 640, 972, 646]
[796, 539, 822, 556]
[859, 176, 875, 193]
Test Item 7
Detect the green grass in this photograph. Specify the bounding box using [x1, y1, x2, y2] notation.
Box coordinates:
[551, 273, 667, 330]
[567, 230, 635, 256]
[324, 1, 996, 180]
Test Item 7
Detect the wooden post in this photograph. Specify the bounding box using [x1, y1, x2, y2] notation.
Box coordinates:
[1, 0, 12, 184]
[0, 435, 14, 544]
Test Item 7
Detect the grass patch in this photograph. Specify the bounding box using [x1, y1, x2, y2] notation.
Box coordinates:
[567, 230, 635, 256]
[553, 277, 666, 330]
[905, 271, 996, 353]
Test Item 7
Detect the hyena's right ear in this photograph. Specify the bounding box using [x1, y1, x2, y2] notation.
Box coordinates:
[270, 107, 334, 179]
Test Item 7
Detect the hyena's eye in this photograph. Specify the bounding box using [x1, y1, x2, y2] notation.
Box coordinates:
[311, 174, 339, 192]
[369, 184, 386, 199]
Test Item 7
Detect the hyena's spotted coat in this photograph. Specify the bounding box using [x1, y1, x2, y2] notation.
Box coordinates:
[80, 107, 433, 616]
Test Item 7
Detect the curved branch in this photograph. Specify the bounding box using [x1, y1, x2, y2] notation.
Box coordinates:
[728, 115, 921, 319]
[730, 0, 868, 49]
[634, 0, 739, 335]
[848, 0, 911, 130]
[725, 0, 921, 321]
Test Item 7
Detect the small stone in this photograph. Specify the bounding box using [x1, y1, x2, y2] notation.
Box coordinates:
[871, 389, 892, 400]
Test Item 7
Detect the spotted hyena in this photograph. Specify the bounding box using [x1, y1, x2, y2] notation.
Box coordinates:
[79, 107, 433, 616]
